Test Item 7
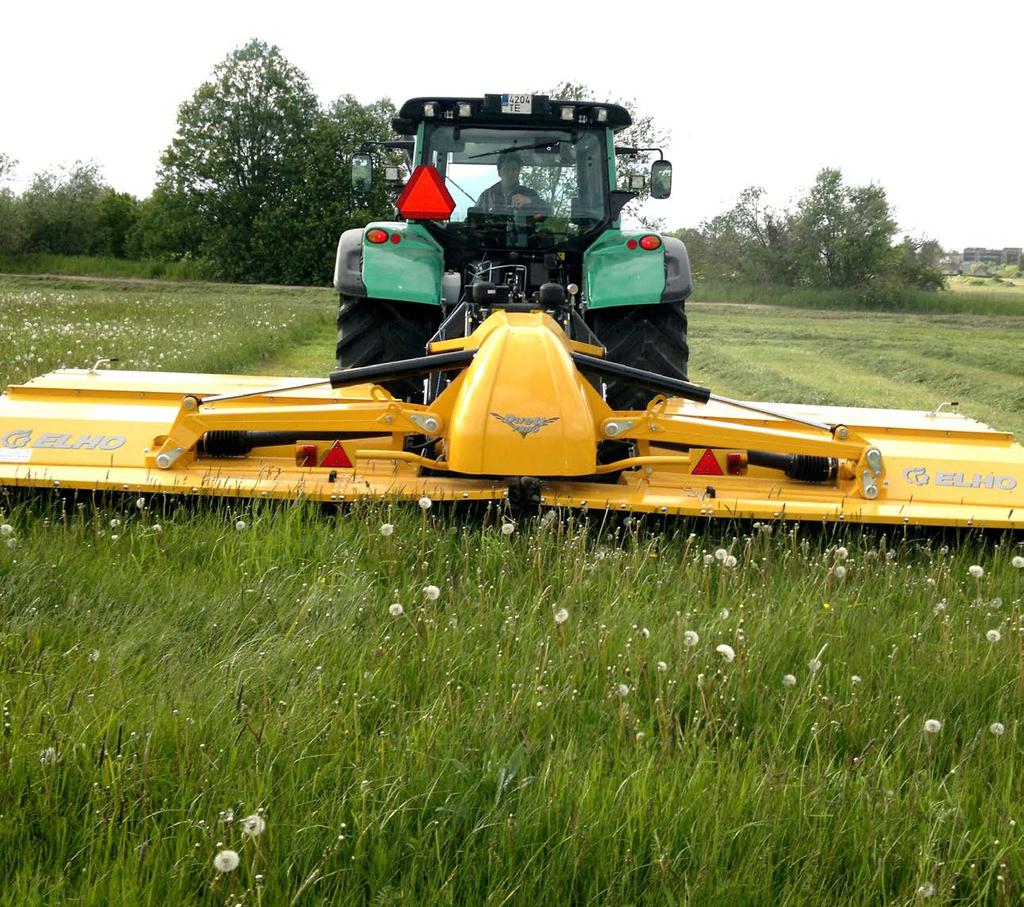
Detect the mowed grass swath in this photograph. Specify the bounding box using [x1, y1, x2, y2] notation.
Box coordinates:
[0, 276, 1023, 904]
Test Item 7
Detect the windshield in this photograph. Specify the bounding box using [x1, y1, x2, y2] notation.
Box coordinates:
[423, 125, 608, 250]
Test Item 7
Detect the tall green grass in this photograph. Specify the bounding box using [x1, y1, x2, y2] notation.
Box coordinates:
[695, 279, 1024, 316]
[0, 253, 211, 281]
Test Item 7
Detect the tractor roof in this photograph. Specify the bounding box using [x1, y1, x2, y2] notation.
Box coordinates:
[392, 95, 632, 135]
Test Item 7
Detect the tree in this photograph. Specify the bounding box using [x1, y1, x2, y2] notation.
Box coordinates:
[18, 161, 107, 255]
[94, 189, 138, 258]
[788, 169, 898, 287]
[158, 39, 321, 281]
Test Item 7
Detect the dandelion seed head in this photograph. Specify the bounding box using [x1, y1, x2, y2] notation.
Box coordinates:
[553, 608, 569, 625]
[719, 608, 730, 620]
[656, 660, 668, 672]
[1012, 556, 1024, 569]
[990, 722, 1005, 736]
[851, 675, 862, 684]
[388, 603, 404, 617]
[782, 674, 797, 687]
[640, 627, 650, 638]
[235, 520, 246, 531]
[423, 584, 440, 602]
[6, 538, 16, 549]
[417, 496, 432, 511]
[835, 546, 849, 561]
[986, 629, 1001, 643]
[833, 564, 847, 580]
[924, 718, 942, 734]
[702, 553, 714, 565]
[808, 658, 822, 673]
[240, 814, 266, 836]
[88, 649, 100, 662]
[213, 849, 240, 873]
[152, 524, 162, 533]
[716, 643, 736, 663]
[500, 522, 515, 536]
[109, 518, 121, 529]
[616, 683, 629, 697]
[683, 630, 699, 647]
[379, 522, 394, 537]
[917, 882, 935, 898]
[714, 548, 728, 561]
[135, 497, 146, 509]
[968, 564, 984, 578]
[0, 524, 12, 536]
[39, 747, 57, 764]
[724, 554, 738, 568]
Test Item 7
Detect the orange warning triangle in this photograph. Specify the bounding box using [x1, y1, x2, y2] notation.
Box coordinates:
[396, 166, 456, 220]
[320, 442, 353, 468]
[692, 448, 724, 476]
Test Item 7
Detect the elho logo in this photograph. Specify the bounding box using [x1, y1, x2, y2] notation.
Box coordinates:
[1, 429, 126, 452]
[902, 465, 1016, 491]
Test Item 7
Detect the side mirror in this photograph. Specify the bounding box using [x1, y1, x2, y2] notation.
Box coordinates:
[650, 160, 672, 199]
[351, 153, 373, 193]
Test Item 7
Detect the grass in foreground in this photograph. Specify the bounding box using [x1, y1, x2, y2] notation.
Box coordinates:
[0, 501, 1022, 905]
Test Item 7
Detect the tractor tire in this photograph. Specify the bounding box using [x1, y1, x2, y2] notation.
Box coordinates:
[587, 301, 689, 410]
[335, 296, 439, 402]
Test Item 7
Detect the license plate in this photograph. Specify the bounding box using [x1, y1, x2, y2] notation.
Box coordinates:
[501, 94, 532, 114]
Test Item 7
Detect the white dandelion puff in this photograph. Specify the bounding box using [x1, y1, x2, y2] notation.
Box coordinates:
[923, 718, 942, 734]
[39, 747, 57, 764]
[714, 548, 728, 561]
[423, 584, 440, 602]
[968, 564, 984, 578]
[240, 814, 266, 836]
[553, 608, 569, 625]
[235, 520, 246, 531]
[724, 555, 738, 568]
[683, 630, 699, 647]
[417, 496, 432, 511]
[986, 629, 1001, 643]
[616, 683, 629, 697]
[88, 649, 100, 662]
[213, 849, 240, 873]
[808, 658, 822, 673]
[151, 524, 162, 534]
[833, 564, 847, 580]
[782, 674, 797, 687]
[851, 675, 862, 684]
[500, 522, 516, 536]
[835, 546, 849, 561]
[718, 608, 730, 620]
[6, 538, 16, 549]
[109, 518, 121, 529]
[702, 553, 714, 565]
[716, 643, 736, 663]
[0, 524, 13, 537]
[135, 497, 146, 510]
[990, 722, 1006, 736]
[379, 522, 394, 537]
[917, 882, 935, 898]
[388, 602, 404, 617]
[656, 660, 668, 672]
[640, 627, 650, 638]
[1012, 556, 1024, 569]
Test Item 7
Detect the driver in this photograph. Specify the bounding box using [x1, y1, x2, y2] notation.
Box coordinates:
[476, 150, 549, 214]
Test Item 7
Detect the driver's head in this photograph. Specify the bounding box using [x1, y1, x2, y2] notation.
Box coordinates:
[496, 151, 522, 186]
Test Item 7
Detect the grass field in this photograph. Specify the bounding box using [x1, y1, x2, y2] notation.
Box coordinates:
[1, 276, 1023, 905]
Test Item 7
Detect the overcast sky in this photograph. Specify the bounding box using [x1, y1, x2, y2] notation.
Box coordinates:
[3, 0, 1021, 250]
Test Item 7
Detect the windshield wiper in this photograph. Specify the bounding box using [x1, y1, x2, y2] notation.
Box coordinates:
[467, 139, 564, 161]
[444, 175, 477, 204]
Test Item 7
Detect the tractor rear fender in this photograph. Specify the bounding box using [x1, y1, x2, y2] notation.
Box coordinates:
[583, 228, 692, 309]
[333, 222, 443, 307]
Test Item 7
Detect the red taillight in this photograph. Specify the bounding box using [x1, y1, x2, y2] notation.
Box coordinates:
[396, 165, 456, 220]
[626, 239, 638, 250]
[640, 235, 661, 250]
[297, 444, 318, 467]
[366, 228, 389, 244]
[726, 452, 746, 475]
[390, 233, 402, 244]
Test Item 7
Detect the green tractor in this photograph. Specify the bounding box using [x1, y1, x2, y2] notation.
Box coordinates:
[334, 93, 691, 408]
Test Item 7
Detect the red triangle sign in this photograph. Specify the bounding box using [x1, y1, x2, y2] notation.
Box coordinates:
[321, 442, 353, 469]
[692, 448, 724, 476]
[396, 166, 456, 221]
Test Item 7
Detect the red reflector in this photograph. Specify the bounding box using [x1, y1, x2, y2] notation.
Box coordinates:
[692, 448, 724, 476]
[366, 228, 388, 244]
[640, 235, 662, 250]
[626, 239, 638, 250]
[320, 442, 353, 469]
[297, 444, 317, 467]
[726, 452, 745, 475]
[390, 232, 402, 244]
[396, 165, 456, 220]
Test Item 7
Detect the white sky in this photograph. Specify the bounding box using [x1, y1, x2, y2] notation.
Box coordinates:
[2, 0, 1021, 250]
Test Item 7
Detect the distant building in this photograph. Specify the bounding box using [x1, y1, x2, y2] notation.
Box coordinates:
[962, 247, 1022, 268]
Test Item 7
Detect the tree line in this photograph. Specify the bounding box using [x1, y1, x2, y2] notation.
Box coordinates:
[0, 40, 945, 293]
[673, 173, 944, 292]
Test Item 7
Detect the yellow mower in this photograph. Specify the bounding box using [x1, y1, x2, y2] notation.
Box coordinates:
[1, 94, 1021, 528]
